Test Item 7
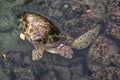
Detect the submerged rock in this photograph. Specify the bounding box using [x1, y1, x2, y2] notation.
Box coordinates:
[106, 0, 120, 40]
[88, 36, 118, 71]
[70, 63, 83, 76]
[41, 70, 58, 80]
[1, 52, 35, 80]
[108, 0, 120, 24]
[0, 65, 10, 80]
[110, 53, 120, 67]
[106, 21, 120, 40]
[54, 65, 71, 80]
[13, 67, 35, 80]
[0, 0, 25, 31]
[71, 75, 90, 80]
[92, 67, 120, 80]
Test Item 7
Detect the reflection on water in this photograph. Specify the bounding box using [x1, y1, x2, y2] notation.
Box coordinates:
[0, 0, 120, 80]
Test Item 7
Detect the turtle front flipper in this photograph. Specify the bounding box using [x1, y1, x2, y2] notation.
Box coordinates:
[46, 44, 74, 59]
[32, 48, 45, 60]
[32, 44, 46, 60]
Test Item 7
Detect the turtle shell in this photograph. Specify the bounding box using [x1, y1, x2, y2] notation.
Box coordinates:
[21, 12, 62, 44]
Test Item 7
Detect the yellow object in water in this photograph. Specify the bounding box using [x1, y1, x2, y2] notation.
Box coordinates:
[20, 33, 25, 40]
[2, 53, 7, 59]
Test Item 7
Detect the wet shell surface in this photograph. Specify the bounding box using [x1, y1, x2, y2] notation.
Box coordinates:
[21, 12, 62, 44]
[92, 67, 120, 80]
[88, 36, 118, 71]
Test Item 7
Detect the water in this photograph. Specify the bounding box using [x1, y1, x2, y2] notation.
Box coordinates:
[0, 0, 120, 80]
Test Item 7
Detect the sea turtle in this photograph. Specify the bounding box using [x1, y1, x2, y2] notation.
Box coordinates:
[21, 12, 100, 60]
[21, 12, 74, 60]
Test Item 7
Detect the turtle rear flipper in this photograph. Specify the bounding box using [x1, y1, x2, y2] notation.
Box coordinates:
[46, 44, 73, 59]
[70, 25, 100, 49]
